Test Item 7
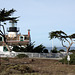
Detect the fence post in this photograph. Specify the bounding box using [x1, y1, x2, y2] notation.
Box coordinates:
[39, 53, 40, 58]
[32, 53, 33, 58]
[0, 54, 1, 66]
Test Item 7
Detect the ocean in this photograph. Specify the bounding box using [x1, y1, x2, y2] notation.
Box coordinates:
[46, 47, 75, 52]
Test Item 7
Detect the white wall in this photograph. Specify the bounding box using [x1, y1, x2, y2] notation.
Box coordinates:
[8, 32, 17, 38]
[0, 46, 3, 52]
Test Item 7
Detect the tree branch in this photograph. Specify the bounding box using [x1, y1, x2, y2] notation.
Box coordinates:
[61, 39, 67, 49]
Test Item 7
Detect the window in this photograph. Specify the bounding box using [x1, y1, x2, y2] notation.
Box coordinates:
[3, 46, 8, 52]
[0, 36, 3, 41]
[20, 36, 24, 41]
[24, 36, 27, 40]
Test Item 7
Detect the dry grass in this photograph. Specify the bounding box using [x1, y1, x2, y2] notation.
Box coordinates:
[0, 58, 75, 75]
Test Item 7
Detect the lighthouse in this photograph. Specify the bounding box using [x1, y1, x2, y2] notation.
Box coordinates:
[0, 20, 31, 54]
[7, 20, 19, 38]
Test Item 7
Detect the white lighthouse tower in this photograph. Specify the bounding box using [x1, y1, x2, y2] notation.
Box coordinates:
[7, 20, 19, 38]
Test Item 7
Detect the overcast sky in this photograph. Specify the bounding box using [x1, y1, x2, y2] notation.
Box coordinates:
[0, 0, 75, 47]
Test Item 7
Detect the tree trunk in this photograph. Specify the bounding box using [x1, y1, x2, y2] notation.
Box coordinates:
[66, 48, 69, 56]
[5, 43, 11, 52]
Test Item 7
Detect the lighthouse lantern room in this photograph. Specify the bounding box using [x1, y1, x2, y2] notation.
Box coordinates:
[7, 20, 19, 38]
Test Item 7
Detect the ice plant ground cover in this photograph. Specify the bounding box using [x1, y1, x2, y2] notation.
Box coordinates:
[0, 57, 75, 75]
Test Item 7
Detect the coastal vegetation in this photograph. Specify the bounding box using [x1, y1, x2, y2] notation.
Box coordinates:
[12, 43, 49, 53]
[0, 58, 75, 75]
[0, 8, 75, 75]
[51, 46, 58, 53]
[0, 8, 18, 51]
[0, 64, 35, 75]
[12, 43, 75, 54]
[16, 54, 29, 58]
[49, 46, 75, 53]
[58, 49, 65, 52]
[69, 50, 75, 53]
[60, 53, 75, 65]
[49, 30, 75, 55]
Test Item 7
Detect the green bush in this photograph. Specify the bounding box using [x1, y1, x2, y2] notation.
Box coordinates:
[6, 65, 33, 73]
[51, 46, 58, 53]
[16, 54, 29, 58]
[0, 64, 34, 75]
[59, 53, 75, 65]
[70, 50, 75, 53]
[2, 57, 9, 61]
[59, 49, 65, 52]
[43, 49, 49, 53]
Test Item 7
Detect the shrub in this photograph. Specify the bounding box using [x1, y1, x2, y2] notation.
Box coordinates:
[16, 54, 29, 58]
[51, 46, 58, 53]
[43, 49, 49, 53]
[70, 50, 75, 53]
[2, 57, 9, 61]
[34, 44, 46, 53]
[0, 64, 34, 75]
[6, 65, 33, 73]
[59, 53, 75, 65]
[59, 49, 65, 52]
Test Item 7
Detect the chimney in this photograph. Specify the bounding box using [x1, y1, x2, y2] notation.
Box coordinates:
[28, 29, 30, 37]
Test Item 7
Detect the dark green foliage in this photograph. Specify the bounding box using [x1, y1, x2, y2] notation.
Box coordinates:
[49, 30, 75, 55]
[12, 46, 20, 52]
[59, 49, 65, 52]
[70, 34, 75, 38]
[25, 43, 34, 52]
[12, 43, 34, 52]
[12, 43, 49, 53]
[70, 50, 75, 53]
[12, 45, 27, 52]
[0, 8, 17, 22]
[51, 46, 58, 53]
[59, 56, 67, 64]
[59, 53, 75, 65]
[49, 30, 67, 40]
[0, 8, 18, 51]
[43, 49, 49, 53]
[34, 44, 45, 53]
[70, 53, 75, 65]
[20, 46, 25, 52]
[16, 54, 29, 58]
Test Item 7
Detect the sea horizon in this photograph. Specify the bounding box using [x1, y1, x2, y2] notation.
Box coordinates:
[46, 47, 75, 52]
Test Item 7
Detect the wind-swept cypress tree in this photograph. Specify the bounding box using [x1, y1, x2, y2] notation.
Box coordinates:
[0, 8, 18, 51]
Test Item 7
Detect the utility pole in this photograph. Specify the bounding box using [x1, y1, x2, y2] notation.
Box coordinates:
[52, 40, 53, 50]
